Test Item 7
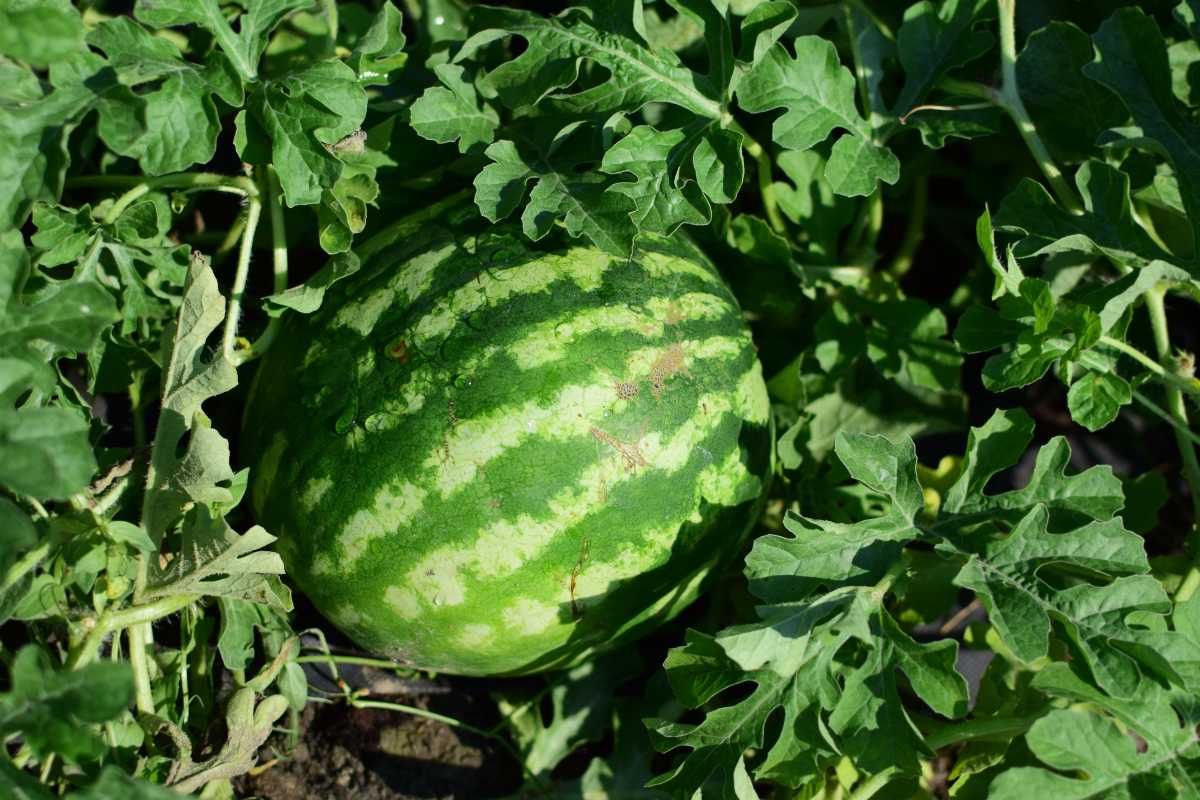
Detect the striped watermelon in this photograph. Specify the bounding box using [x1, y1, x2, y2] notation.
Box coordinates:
[243, 199, 773, 676]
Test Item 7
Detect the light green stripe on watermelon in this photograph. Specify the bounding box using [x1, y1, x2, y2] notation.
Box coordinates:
[243, 203, 773, 676]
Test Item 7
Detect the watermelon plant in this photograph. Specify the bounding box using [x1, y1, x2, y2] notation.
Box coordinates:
[1, 0, 1199, 797]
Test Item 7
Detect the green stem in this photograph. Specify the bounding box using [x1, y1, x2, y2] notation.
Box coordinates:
[129, 371, 147, 452]
[847, 190, 884, 259]
[296, 654, 414, 671]
[848, 769, 899, 800]
[127, 624, 154, 714]
[726, 118, 786, 235]
[1144, 289, 1200, 523]
[1100, 336, 1200, 401]
[72, 173, 258, 225]
[213, 215, 248, 265]
[322, 0, 339, 43]
[67, 594, 197, 670]
[1177, 567, 1200, 602]
[232, 167, 289, 365]
[1132, 389, 1200, 449]
[888, 173, 929, 278]
[0, 541, 52, 596]
[994, 0, 1082, 214]
[221, 191, 264, 361]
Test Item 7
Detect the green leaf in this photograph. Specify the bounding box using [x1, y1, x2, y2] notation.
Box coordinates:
[475, 130, 636, 256]
[1085, 7, 1200, 252]
[880, 610, 968, 719]
[410, 63, 500, 154]
[502, 652, 641, 777]
[941, 408, 1124, 526]
[891, 0, 993, 117]
[68, 767, 182, 800]
[469, 5, 719, 119]
[316, 121, 394, 254]
[0, 758, 53, 800]
[237, 59, 368, 207]
[995, 161, 1173, 272]
[141, 256, 238, 542]
[0, 645, 133, 762]
[952, 505, 1162, 696]
[737, 38, 899, 196]
[692, 128, 745, 205]
[265, 251, 360, 315]
[0, 233, 118, 357]
[600, 125, 712, 235]
[1017, 22, 1127, 164]
[86, 18, 236, 175]
[0, 497, 37, 571]
[0, 408, 96, 500]
[145, 506, 288, 608]
[347, 2, 408, 85]
[991, 706, 1200, 798]
[1067, 370, 1132, 431]
[0, 0, 84, 68]
[133, 0, 311, 82]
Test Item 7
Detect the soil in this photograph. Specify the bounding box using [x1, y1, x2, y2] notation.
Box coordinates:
[236, 685, 522, 800]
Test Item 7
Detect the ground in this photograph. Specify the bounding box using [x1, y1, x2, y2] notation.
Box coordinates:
[237, 690, 522, 800]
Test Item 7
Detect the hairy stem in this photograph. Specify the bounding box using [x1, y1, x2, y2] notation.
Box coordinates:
[71, 173, 258, 225]
[67, 594, 197, 670]
[221, 191, 264, 361]
[232, 167, 289, 365]
[1100, 336, 1200, 401]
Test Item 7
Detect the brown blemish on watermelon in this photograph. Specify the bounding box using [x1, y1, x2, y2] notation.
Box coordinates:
[385, 339, 409, 362]
[649, 343, 688, 397]
[613, 380, 640, 400]
[664, 302, 685, 325]
[590, 426, 647, 471]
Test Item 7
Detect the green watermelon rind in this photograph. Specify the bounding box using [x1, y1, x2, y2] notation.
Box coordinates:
[244, 201, 773, 676]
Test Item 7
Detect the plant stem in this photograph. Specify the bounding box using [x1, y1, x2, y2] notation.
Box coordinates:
[67, 594, 197, 670]
[1144, 289, 1200, 523]
[322, 0, 339, 43]
[888, 172, 929, 278]
[1177, 567, 1200, 602]
[72, 173, 258, 225]
[847, 190, 884, 259]
[0, 541, 52, 596]
[994, 0, 1082, 214]
[296, 653, 415, 671]
[232, 167, 289, 365]
[726, 118, 787, 235]
[1100, 336, 1200, 401]
[1132, 389, 1200, 448]
[222, 190, 264, 361]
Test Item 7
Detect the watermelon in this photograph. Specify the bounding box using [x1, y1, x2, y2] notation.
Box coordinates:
[243, 198, 773, 676]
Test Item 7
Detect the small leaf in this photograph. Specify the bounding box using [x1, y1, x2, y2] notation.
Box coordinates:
[410, 63, 499, 153]
[1067, 370, 1132, 431]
